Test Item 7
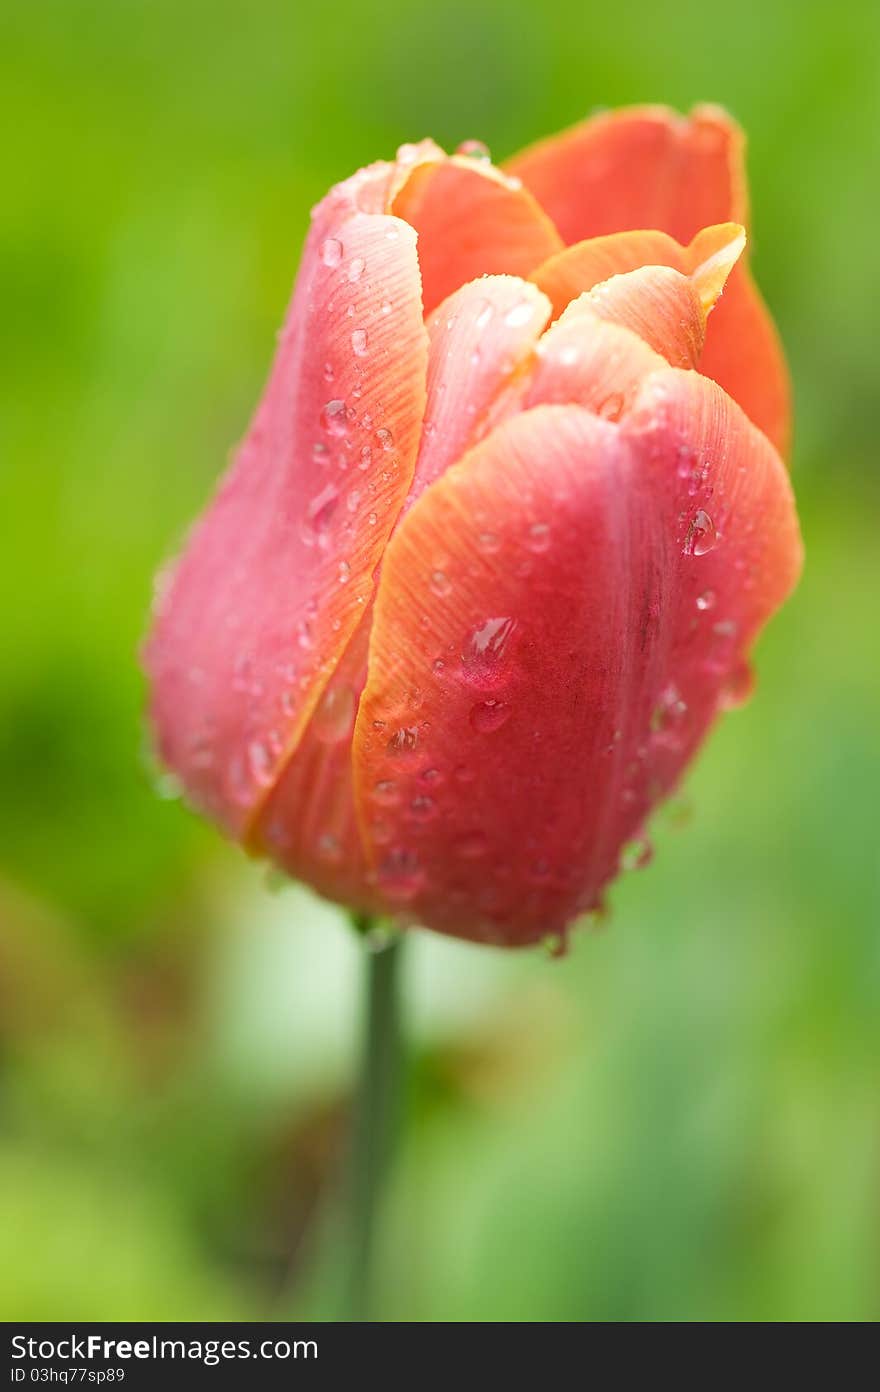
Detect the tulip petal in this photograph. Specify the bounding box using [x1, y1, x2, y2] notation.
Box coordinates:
[392, 157, 564, 317]
[352, 379, 801, 945]
[409, 275, 551, 502]
[257, 620, 380, 912]
[519, 305, 666, 420]
[506, 105, 746, 245]
[253, 274, 552, 898]
[507, 105, 790, 454]
[583, 265, 707, 369]
[144, 158, 430, 836]
[531, 222, 745, 320]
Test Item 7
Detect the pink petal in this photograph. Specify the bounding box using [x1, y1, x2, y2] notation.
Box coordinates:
[252, 275, 551, 901]
[352, 379, 802, 945]
[144, 156, 430, 836]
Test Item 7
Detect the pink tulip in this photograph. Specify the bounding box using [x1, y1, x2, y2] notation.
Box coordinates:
[144, 106, 803, 947]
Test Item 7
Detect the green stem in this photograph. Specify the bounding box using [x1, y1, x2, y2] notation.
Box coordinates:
[346, 923, 404, 1321]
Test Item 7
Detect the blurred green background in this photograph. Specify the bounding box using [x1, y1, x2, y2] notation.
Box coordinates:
[1, 0, 878, 1322]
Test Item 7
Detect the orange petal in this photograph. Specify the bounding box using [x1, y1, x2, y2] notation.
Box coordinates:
[144, 154, 430, 837]
[351, 379, 801, 945]
[508, 106, 790, 454]
[506, 104, 747, 245]
[392, 156, 563, 317]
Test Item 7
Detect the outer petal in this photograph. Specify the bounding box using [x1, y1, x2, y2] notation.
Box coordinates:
[506, 105, 790, 455]
[352, 380, 801, 945]
[144, 157, 430, 836]
[392, 157, 563, 317]
[254, 275, 551, 902]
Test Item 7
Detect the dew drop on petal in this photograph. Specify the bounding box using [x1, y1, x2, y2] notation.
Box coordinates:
[469, 699, 511, 733]
[504, 300, 534, 328]
[430, 570, 451, 597]
[316, 831, 342, 863]
[620, 837, 653, 871]
[719, 661, 755, 710]
[387, 725, 419, 754]
[321, 238, 343, 267]
[684, 509, 717, 556]
[348, 257, 365, 282]
[696, 589, 717, 611]
[312, 683, 356, 744]
[454, 830, 488, 859]
[248, 739, 274, 787]
[351, 329, 368, 356]
[307, 483, 339, 533]
[321, 399, 348, 436]
[377, 847, 424, 902]
[456, 138, 491, 161]
[462, 616, 517, 682]
[526, 521, 551, 553]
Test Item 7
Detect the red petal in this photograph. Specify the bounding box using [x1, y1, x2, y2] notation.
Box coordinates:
[144, 156, 429, 836]
[352, 378, 801, 945]
[507, 106, 790, 454]
[392, 156, 563, 317]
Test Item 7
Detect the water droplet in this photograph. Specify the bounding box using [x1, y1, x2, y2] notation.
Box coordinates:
[719, 661, 755, 710]
[338, 560, 351, 583]
[478, 530, 500, 553]
[377, 847, 424, 902]
[307, 483, 339, 533]
[420, 766, 442, 784]
[375, 426, 394, 451]
[248, 739, 273, 786]
[696, 589, 717, 611]
[348, 257, 365, 282]
[351, 328, 368, 356]
[526, 521, 551, 553]
[620, 837, 652, 871]
[430, 570, 451, 597]
[462, 616, 517, 681]
[387, 725, 419, 754]
[651, 682, 688, 743]
[543, 931, 569, 959]
[597, 392, 624, 421]
[410, 794, 436, 820]
[469, 699, 511, 733]
[367, 510, 378, 526]
[322, 361, 334, 383]
[313, 683, 356, 744]
[321, 238, 343, 267]
[456, 138, 491, 161]
[373, 778, 399, 805]
[380, 300, 392, 315]
[455, 830, 488, 859]
[684, 509, 717, 556]
[505, 300, 534, 328]
[475, 300, 493, 330]
[321, 399, 348, 436]
[316, 831, 342, 862]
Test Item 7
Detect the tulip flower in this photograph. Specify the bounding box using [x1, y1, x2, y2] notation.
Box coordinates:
[145, 105, 802, 949]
